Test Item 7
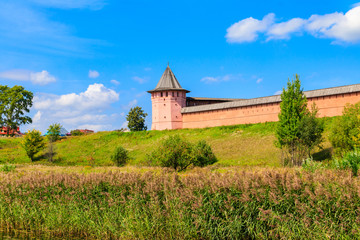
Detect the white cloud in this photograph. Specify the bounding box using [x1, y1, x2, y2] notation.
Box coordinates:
[132, 76, 147, 84]
[226, 5, 360, 44]
[124, 99, 138, 109]
[307, 7, 360, 43]
[256, 78, 263, 84]
[267, 18, 306, 40]
[200, 74, 240, 84]
[0, 69, 56, 85]
[30, 70, 56, 85]
[226, 13, 275, 43]
[30, 0, 106, 10]
[274, 90, 282, 95]
[144, 67, 152, 71]
[28, 84, 120, 132]
[34, 83, 119, 110]
[88, 70, 100, 78]
[33, 111, 42, 122]
[110, 79, 120, 85]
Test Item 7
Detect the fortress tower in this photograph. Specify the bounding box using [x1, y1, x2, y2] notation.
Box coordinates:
[147, 65, 189, 130]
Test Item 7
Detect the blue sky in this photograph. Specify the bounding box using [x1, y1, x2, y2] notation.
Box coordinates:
[1, 0, 360, 132]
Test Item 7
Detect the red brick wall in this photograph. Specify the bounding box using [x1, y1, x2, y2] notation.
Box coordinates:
[182, 92, 360, 129]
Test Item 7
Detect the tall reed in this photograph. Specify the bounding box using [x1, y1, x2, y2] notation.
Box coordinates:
[0, 168, 359, 239]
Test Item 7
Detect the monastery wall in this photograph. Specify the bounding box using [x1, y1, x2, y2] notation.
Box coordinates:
[181, 92, 360, 129]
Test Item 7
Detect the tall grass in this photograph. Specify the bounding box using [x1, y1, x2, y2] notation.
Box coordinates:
[0, 167, 359, 239]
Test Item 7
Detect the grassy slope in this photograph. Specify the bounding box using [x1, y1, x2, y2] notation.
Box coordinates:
[0, 118, 335, 167]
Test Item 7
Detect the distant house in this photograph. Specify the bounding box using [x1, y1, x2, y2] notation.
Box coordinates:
[0, 126, 21, 136]
[78, 129, 94, 134]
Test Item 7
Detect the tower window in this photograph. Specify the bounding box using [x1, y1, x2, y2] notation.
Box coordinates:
[161, 92, 163, 97]
[177, 92, 179, 97]
[172, 92, 174, 97]
[166, 92, 168, 97]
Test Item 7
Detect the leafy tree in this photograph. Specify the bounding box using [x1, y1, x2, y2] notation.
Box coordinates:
[47, 123, 62, 142]
[0, 85, 33, 136]
[22, 129, 46, 161]
[276, 75, 324, 166]
[126, 106, 148, 131]
[330, 102, 360, 156]
[299, 104, 325, 157]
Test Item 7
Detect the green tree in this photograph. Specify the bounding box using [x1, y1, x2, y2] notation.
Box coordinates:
[22, 129, 46, 161]
[0, 85, 33, 136]
[276, 75, 323, 166]
[299, 104, 325, 157]
[330, 102, 360, 156]
[47, 123, 62, 142]
[126, 106, 148, 131]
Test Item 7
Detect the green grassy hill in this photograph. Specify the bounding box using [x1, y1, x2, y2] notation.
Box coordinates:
[0, 118, 335, 167]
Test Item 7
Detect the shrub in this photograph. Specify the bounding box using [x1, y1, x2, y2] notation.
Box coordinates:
[329, 102, 360, 157]
[22, 129, 46, 161]
[70, 130, 84, 136]
[147, 135, 193, 171]
[339, 150, 360, 176]
[147, 135, 217, 171]
[111, 146, 130, 166]
[301, 157, 324, 173]
[192, 140, 218, 167]
[0, 163, 15, 173]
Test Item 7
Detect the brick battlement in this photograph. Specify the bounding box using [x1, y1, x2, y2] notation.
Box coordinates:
[149, 66, 360, 130]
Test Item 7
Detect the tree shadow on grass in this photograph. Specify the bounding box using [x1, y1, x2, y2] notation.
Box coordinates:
[312, 148, 332, 162]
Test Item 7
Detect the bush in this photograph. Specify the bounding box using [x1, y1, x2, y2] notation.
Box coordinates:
[111, 146, 130, 166]
[335, 150, 360, 176]
[329, 102, 360, 157]
[70, 130, 84, 136]
[0, 163, 15, 173]
[147, 135, 193, 171]
[301, 157, 324, 173]
[147, 135, 217, 171]
[192, 140, 218, 167]
[22, 129, 46, 161]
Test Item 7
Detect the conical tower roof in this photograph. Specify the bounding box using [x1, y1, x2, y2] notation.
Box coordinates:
[147, 65, 190, 93]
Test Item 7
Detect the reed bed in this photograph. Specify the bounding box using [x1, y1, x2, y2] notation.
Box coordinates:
[0, 168, 359, 239]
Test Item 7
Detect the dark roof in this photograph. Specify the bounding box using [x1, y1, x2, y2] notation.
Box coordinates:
[148, 66, 190, 93]
[181, 83, 360, 114]
[186, 97, 244, 101]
